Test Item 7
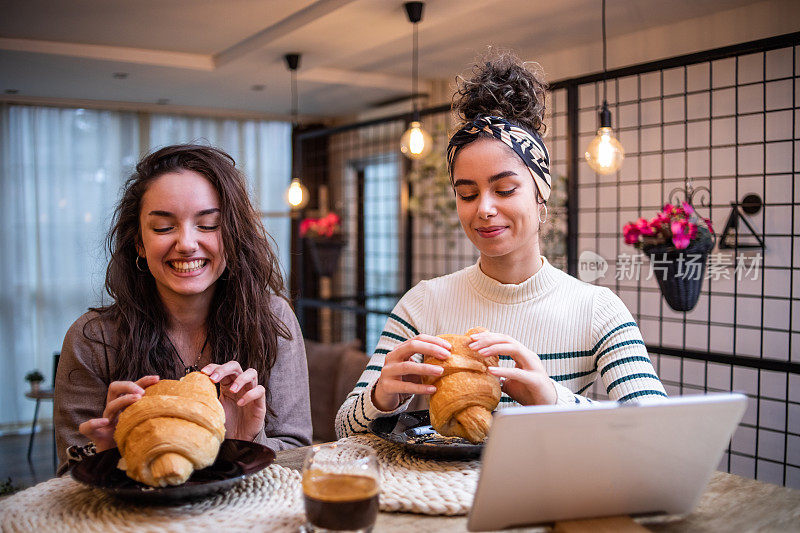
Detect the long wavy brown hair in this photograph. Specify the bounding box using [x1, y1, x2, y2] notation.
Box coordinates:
[88, 144, 289, 412]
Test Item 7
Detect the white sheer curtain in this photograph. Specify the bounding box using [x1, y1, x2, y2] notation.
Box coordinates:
[149, 115, 292, 279]
[0, 104, 140, 428]
[0, 106, 292, 429]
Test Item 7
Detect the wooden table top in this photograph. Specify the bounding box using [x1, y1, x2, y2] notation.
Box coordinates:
[274, 445, 800, 532]
[23, 388, 55, 400]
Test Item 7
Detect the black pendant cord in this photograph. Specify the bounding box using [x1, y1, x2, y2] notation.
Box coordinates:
[285, 53, 302, 181]
[291, 67, 298, 181]
[166, 334, 209, 374]
[404, 2, 424, 122]
[598, 0, 611, 128]
[602, 0, 608, 104]
[412, 20, 419, 120]
[291, 67, 298, 127]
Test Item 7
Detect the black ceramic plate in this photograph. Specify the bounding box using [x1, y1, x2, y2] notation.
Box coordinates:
[71, 439, 275, 504]
[368, 409, 483, 460]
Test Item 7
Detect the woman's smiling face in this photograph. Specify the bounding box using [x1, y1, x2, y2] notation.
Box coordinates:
[452, 137, 541, 261]
[137, 169, 227, 304]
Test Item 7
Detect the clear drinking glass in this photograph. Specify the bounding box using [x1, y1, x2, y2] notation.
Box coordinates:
[301, 442, 380, 533]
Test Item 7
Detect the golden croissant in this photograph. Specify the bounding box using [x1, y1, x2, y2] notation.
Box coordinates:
[114, 371, 226, 487]
[423, 327, 501, 443]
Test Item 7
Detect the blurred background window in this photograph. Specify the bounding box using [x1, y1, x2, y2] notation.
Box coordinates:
[0, 104, 290, 429]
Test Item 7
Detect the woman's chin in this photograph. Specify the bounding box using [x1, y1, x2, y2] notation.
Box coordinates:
[158, 277, 219, 299]
[475, 244, 514, 259]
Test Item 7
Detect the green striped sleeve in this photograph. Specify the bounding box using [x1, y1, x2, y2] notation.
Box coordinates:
[380, 331, 407, 343]
[594, 339, 646, 365]
[618, 390, 668, 402]
[591, 321, 637, 353]
[599, 356, 652, 377]
[387, 313, 419, 336]
[539, 349, 593, 360]
[552, 369, 595, 382]
[606, 373, 661, 394]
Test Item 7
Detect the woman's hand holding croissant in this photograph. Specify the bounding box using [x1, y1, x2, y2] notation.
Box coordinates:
[372, 335, 452, 412]
[202, 362, 266, 441]
[468, 331, 557, 406]
[78, 375, 160, 452]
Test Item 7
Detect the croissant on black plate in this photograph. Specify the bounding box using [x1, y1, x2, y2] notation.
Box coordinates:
[423, 327, 501, 443]
[114, 371, 226, 487]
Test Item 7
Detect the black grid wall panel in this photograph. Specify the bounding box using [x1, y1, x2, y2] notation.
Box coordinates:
[410, 109, 477, 283]
[542, 87, 570, 270]
[294, 34, 800, 489]
[333, 121, 407, 348]
[576, 42, 800, 488]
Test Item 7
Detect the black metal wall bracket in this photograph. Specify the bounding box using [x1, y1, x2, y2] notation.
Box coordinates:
[718, 194, 765, 250]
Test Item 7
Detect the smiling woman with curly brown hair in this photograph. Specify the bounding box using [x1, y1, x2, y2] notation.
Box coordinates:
[54, 144, 311, 474]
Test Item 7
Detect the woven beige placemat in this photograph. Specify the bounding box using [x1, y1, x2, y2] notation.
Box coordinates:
[0, 435, 478, 531]
[0, 464, 304, 533]
[343, 434, 480, 516]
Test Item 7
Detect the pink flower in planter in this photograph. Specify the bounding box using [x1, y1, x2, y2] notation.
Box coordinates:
[623, 202, 713, 252]
[688, 222, 698, 240]
[300, 212, 342, 239]
[671, 221, 690, 249]
[636, 217, 655, 235]
[654, 212, 670, 225]
[623, 223, 640, 244]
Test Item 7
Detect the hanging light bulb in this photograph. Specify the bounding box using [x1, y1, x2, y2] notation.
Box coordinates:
[585, 0, 624, 175]
[283, 53, 311, 210]
[286, 177, 309, 209]
[585, 101, 624, 174]
[400, 120, 432, 159]
[400, 2, 431, 160]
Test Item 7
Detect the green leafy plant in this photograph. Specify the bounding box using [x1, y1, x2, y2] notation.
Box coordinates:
[407, 141, 462, 234]
[539, 173, 568, 269]
[24, 370, 44, 383]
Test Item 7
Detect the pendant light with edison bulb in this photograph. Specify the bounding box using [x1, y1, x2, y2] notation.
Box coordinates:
[584, 0, 624, 175]
[284, 53, 310, 209]
[399, 2, 432, 160]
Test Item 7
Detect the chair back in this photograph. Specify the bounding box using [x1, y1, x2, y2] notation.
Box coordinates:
[52, 351, 60, 385]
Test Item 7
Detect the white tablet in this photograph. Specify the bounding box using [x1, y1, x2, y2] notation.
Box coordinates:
[467, 393, 747, 531]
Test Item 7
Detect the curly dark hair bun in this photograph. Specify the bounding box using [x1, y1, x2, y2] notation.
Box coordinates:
[453, 49, 548, 135]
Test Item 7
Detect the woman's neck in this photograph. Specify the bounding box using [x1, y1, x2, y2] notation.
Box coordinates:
[157, 290, 212, 337]
[479, 243, 543, 285]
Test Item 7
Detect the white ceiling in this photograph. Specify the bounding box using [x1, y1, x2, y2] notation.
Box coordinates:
[1, 0, 796, 120]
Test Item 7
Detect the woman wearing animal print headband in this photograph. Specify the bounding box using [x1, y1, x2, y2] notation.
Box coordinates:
[337, 50, 666, 437]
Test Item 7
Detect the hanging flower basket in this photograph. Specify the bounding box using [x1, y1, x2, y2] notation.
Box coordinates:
[305, 237, 346, 277]
[300, 212, 345, 277]
[624, 202, 715, 313]
[643, 238, 713, 312]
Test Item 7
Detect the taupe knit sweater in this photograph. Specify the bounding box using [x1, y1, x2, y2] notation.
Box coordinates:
[54, 295, 312, 474]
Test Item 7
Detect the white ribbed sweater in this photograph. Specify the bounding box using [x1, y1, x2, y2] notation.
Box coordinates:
[335, 257, 667, 438]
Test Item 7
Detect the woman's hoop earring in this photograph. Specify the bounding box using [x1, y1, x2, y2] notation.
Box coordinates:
[135, 256, 148, 272]
[539, 204, 548, 224]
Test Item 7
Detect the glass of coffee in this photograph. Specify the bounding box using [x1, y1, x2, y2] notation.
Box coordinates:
[301, 442, 380, 532]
